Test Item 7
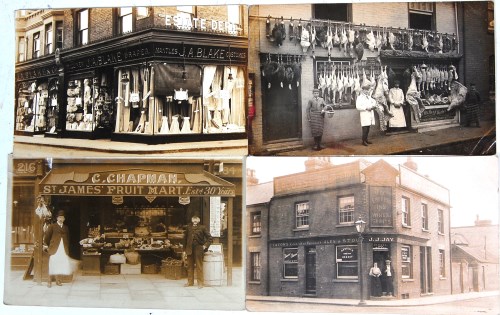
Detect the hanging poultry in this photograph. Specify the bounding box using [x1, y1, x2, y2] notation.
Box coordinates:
[366, 28, 376, 52]
[422, 31, 429, 52]
[288, 17, 294, 41]
[333, 23, 340, 46]
[340, 24, 348, 55]
[300, 25, 311, 53]
[326, 22, 333, 55]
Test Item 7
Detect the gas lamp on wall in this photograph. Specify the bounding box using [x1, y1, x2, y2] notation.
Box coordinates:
[227, 45, 233, 82]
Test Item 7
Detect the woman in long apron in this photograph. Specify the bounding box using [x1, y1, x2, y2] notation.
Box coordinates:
[44, 210, 72, 287]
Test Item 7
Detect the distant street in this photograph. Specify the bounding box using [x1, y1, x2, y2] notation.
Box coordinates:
[246, 296, 499, 315]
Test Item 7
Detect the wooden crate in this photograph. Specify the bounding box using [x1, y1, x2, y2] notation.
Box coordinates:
[142, 264, 158, 274]
[104, 263, 120, 275]
[121, 263, 141, 275]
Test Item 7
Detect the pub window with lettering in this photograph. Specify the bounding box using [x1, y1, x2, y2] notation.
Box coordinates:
[295, 202, 310, 229]
[251, 252, 261, 281]
[77, 9, 89, 46]
[402, 196, 411, 226]
[338, 196, 354, 224]
[336, 245, 358, 279]
[251, 212, 261, 235]
[421, 203, 429, 230]
[401, 245, 412, 279]
[283, 248, 298, 278]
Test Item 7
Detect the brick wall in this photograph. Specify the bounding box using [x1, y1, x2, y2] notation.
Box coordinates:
[89, 8, 114, 43]
[63, 10, 73, 50]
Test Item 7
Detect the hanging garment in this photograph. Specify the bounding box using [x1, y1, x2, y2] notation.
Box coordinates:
[170, 115, 181, 134]
[159, 116, 170, 134]
[181, 117, 191, 133]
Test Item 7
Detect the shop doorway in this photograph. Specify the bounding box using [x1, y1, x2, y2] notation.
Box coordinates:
[305, 246, 316, 294]
[420, 246, 433, 294]
[372, 243, 391, 296]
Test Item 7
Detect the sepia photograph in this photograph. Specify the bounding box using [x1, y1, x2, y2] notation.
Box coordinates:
[4, 157, 244, 310]
[247, 2, 495, 155]
[10, 4, 249, 157]
[246, 156, 499, 314]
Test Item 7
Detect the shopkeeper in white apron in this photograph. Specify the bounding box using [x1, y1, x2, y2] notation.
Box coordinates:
[387, 80, 407, 129]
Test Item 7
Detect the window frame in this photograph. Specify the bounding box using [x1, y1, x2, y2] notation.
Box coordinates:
[76, 9, 89, 46]
[251, 211, 261, 235]
[55, 21, 63, 50]
[45, 23, 53, 54]
[421, 203, 429, 231]
[408, 2, 436, 31]
[439, 249, 446, 278]
[402, 196, 411, 227]
[437, 209, 444, 234]
[295, 201, 310, 229]
[401, 245, 412, 279]
[338, 195, 355, 225]
[313, 3, 352, 22]
[336, 245, 358, 279]
[118, 7, 133, 34]
[250, 252, 261, 281]
[283, 247, 298, 279]
[18, 37, 25, 62]
[32, 32, 41, 58]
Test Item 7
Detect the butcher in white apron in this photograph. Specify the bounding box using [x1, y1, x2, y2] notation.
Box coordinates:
[388, 80, 407, 128]
[44, 210, 72, 287]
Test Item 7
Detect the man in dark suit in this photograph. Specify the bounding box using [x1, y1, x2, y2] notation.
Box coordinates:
[381, 259, 395, 296]
[43, 210, 71, 288]
[183, 215, 213, 288]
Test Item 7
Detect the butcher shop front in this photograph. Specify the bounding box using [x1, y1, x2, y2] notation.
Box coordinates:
[248, 3, 468, 154]
[24, 159, 242, 286]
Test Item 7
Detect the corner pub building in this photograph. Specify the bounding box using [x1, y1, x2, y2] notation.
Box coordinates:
[14, 6, 248, 144]
[246, 158, 452, 300]
[8, 158, 243, 286]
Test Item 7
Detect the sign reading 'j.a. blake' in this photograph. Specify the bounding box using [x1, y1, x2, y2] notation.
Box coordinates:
[369, 186, 393, 227]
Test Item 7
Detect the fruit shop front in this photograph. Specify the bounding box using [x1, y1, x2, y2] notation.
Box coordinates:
[35, 160, 237, 284]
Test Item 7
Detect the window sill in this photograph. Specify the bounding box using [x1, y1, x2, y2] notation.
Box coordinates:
[333, 279, 358, 283]
[402, 278, 414, 282]
[248, 280, 261, 285]
[440, 277, 447, 280]
[293, 227, 309, 232]
[402, 224, 412, 229]
[422, 229, 430, 233]
[336, 224, 354, 228]
[438, 232, 445, 236]
[281, 278, 298, 282]
[249, 234, 261, 239]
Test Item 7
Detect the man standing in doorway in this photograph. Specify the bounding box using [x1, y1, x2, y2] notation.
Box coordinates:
[381, 259, 395, 296]
[387, 80, 407, 130]
[43, 210, 72, 288]
[183, 215, 213, 288]
[306, 88, 326, 151]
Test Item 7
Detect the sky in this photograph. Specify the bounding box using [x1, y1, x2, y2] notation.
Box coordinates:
[246, 156, 499, 227]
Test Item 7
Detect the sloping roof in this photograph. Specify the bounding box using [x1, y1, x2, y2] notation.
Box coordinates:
[453, 244, 498, 264]
[361, 159, 399, 175]
[451, 225, 499, 258]
[246, 181, 273, 206]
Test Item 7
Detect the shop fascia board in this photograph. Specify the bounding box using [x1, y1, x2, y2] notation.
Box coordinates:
[15, 55, 57, 73]
[268, 233, 430, 245]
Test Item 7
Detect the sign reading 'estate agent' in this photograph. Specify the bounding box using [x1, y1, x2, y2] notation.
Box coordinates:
[369, 186, 393, 227]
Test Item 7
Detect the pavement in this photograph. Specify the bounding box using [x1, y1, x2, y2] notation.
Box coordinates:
[276, 120, 496, 156]
[3, 268, 244, 310]
[12, 135, 248, 157]
[246, 290, 500, 308]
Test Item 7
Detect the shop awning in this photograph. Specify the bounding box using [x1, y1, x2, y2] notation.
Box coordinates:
[39, 163, 235, 197]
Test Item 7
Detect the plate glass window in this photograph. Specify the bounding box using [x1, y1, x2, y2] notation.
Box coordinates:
[401, 245, 412, 278]
[336, 245, 358, 279]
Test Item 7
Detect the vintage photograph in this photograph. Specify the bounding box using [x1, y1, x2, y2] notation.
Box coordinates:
[246, 156, 499, 314]
[11, 5, 249, 157]
[4, 157, 244, 310]
[247, 2, 495, 155]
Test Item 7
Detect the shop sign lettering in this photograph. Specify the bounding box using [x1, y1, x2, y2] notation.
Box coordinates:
[154, 43, 247, 62]
[340, 247, 355, 260]
[210, 197, 222, 237]
[420, 107, 456, 122]
[270, 237, 358, 248]
[91, 172, 178, 184]
[16, 65, 59, 81]
[367, 237, 395, 242]
[164, 15, 240, 35]
[41, 184, 235, 197]
[369, 186, 393, 227]
[14, 159, 40, 177]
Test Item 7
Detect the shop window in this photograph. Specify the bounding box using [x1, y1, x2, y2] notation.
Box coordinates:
[314, 60, 354, 108]
[295, 202, 310, 229]
[489, 55, 495, 93]
[66, 75, 113, 132]
[251, 212, 261, 235]
[56, 21, 63, 50]
[77, 9, 89, 46]
[32, 32, 40, 58]
[45, 24, 53, 54]
[421, 203, 429, 230]
[11, 185, 35, 251]
[283, 248, 298, 278]
[437, 209, 444, 234]
[439, 250, 445, 277]
[338, 195, 354, 224]
[119, 7, 133, 34]
[18, 37, 25, 62]
[402, 196, 411, 226]
[251, 252, 261, 281]
[408, 3, 434, 31]
[401, 245, 412, 278]
[313, 4, 351, 22]
[336, 245, 358, 279]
